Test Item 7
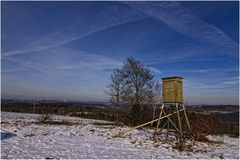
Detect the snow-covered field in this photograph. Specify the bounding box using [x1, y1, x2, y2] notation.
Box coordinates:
[1, 112, 239, 159]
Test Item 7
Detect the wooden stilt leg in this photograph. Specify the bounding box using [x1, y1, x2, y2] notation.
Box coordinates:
[161, 109, 181, 133]
[182, 104, 192, 134]
[176, 103, 183, 137]
[166, 114, 170, 139]
[155, 104, 164, 131]
[151, 104, 156, 126]
[154, 104, 164, 138]
[159, 120, 168, 133]
[122, 102, 193, 147]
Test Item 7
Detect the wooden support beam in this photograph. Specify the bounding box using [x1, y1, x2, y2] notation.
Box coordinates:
[133, 118, 159, 129]
[161, 109, 181, 133]
[133, 108, 184, 130]
[158, 119, 169, 133]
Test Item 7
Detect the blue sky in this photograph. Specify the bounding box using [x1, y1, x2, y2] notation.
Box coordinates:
[1, 1, 239, 105]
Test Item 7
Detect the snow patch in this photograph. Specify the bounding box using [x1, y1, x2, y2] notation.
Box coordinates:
[1, 112, 239, 159]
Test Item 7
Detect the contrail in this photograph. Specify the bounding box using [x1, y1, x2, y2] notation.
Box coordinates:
[124, 1, 238, 54]
[3, 2, 237, 57]
[3, 48, 122, 74]
[4, 57, 52, 74]
[3, 3, 147, 57]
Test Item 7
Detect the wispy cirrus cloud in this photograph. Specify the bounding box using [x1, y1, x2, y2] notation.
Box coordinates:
[149, 67, 163, 75]
[2, 3, 146, 57]
[178, 68, 238, 74]
[53, 49, 122, 71]
[3, 1, 237, 58]
[184, 77, 238, 95]
[124, 1, 237, 53]
[1, 68, 23, 73]
[138, 42, 237, 66]
[222, 76, 239, 85]
[4, 48, 122, 75]
[1, 2, 238, 104]
[144, 54, 226, 65]
[2, 48, 122, 100]
[4, 57, 52, 74]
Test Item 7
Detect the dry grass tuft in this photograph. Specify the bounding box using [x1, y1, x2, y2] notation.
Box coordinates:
[112, 130, 125, 138]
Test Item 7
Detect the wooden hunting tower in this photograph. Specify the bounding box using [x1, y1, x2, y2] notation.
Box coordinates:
[133, 76, 193, 150]
[162, 76, 183, 104]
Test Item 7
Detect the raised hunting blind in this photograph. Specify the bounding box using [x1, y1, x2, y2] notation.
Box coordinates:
[132, 76, 194, 150]
[162, 76, 183, 104]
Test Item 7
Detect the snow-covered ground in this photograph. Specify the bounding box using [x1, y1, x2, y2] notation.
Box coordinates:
[1, 112, 239, 159]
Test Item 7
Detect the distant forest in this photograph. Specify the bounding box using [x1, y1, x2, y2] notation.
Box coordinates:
[1, 100, 239, 136]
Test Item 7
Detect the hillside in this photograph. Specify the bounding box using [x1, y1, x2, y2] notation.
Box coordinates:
[1, 112, 239, 159]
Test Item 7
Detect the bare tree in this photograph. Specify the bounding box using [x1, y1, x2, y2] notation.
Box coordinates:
[107, 69, 128, 124]
[122, 57, 154, 105]
[108, 57, 155, 125]
[151, 81, 162, 126]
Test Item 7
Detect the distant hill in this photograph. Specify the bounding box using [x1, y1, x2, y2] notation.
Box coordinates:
[187, 105, 239, 112]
